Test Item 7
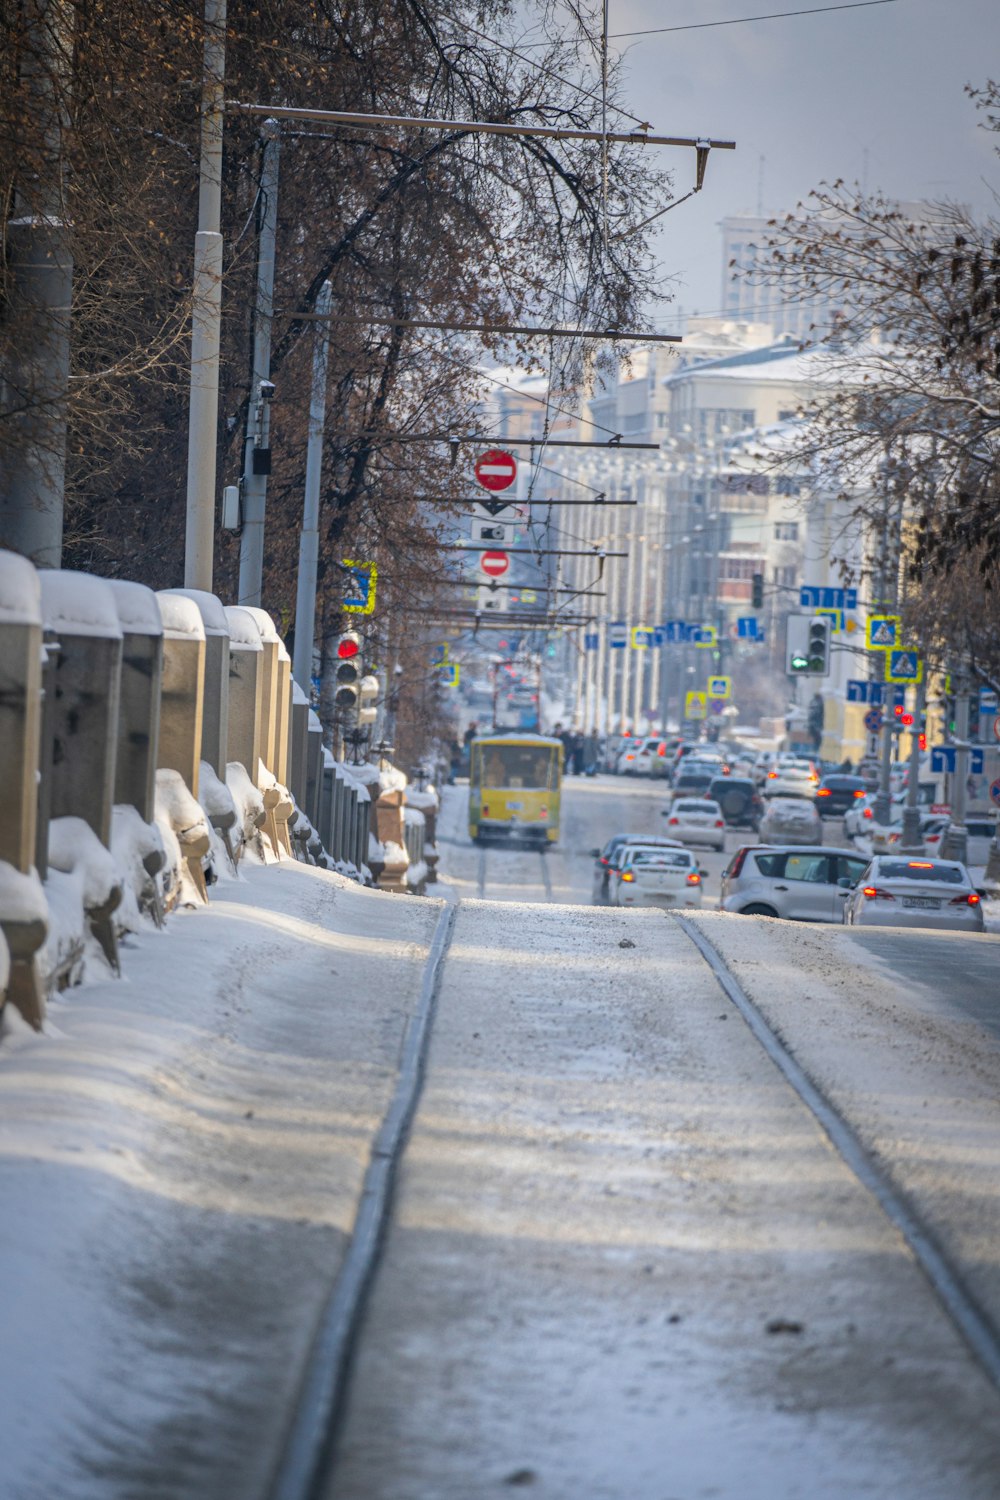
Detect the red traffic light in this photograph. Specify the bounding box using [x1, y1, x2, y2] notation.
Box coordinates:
[918, 732, 927, 750]
[893, 704, 904, 717]
[900, 712, 914, 727]
[337, 633, 360, 660]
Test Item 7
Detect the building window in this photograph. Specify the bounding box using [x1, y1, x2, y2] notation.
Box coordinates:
[719, 556, 763, 580]
[774, 521, 799, 541]
[773, 565, 798, 587]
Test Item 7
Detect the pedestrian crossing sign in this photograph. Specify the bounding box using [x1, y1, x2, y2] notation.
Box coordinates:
[707, 675, 731, 699]
[685, 691, 707, 720]
[886, 650, 923, 684]
[866, 614, 900, 650]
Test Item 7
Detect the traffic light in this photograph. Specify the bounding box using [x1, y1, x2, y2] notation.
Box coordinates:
[751, 572, 764, 609]
[806, 615, 831, 675]
[334, 631, 362, 708]
[787, 614, 831, 676]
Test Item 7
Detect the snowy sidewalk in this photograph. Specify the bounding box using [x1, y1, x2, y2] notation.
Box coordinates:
[0, 864, 442, 1500]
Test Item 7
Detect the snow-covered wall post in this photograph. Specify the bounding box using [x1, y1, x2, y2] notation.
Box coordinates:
[38, 571, 123, 847]
[224, 606, 264, 781]
[305, 710, 323, 828]
[319, 750, 334, 853]
[289, 681, 310, 812]
[242, 607, 281, 785]
[275, 639, 292, 788]
[107, 581, 163, 823]
[163, 589, 230, 777]
[155, 593, 206, 800]
[0, 551, 43, 873]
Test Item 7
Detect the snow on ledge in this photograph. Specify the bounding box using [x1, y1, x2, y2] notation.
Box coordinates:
[241, 606, 281, 645]
[106, 579, 163, 637]
[224, 606, 263, 651]
[39, 570, 122, 640]
[161, 588, 230, 637]
[0, 549, 42, 628]
[156, 591, 206, 642]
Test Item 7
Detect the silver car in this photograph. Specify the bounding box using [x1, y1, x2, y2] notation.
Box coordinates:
[758, 795, 823, 846]
[720, 845, 868, 921]
[613, 845, 703, 909]
[661, 797, 726, 851]
[842, 856, 985, 932]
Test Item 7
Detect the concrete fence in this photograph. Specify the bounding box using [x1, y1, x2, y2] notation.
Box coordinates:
[0, 552, 445, 1029]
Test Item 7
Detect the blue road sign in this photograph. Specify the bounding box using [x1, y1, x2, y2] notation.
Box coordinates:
[584, 632, 599, 651]
[737, 616, 761, 640]
[609, 620, 627, 649]
[800, 585, 858, 611]
[662, 619, 690, 643]
[652, 625, 666, 647]
[990, 778, 1000, 808]
[980, 688, 999, 714]
[864, 707, 883, 734]
[931, 746, 985, 774]
[848, 679, 870, 703]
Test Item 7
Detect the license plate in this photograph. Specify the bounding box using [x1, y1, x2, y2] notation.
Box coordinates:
[507, 801, 522, 810]
[902, 896, 939, 910]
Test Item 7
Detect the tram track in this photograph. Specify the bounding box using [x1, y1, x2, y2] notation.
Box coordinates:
[269, 903, 457, 1500]
[674, 912, 1000, 1396]
[475, 842, 554, 901]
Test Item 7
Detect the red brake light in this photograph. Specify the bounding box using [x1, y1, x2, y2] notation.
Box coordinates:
[767, 771, 778, 779]
[907, 861, 934, 868]
[715, 819, 725, 828]
[686, 871, 701, 886]
[863, 808, 873, 819]
[951, 891, 981, 906]
[816, 788, 831, 797]
[863, 886, 895, 900]
[853, 789, 865, 798]
[668, 817, 679, 825]
[657, 744, 667, 756]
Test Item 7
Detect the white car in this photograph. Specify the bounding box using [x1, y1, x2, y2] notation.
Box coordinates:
[614, 844, 704, 909]
[762, 762, 820, 799]
[758, 795, 823, 846]
[661, 797, 727, 851]
[842, 856, 984, 932]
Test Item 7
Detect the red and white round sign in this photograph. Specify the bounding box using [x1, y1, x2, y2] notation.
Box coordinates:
[480, 550, 510, 578]
[474, 449, 517, 492]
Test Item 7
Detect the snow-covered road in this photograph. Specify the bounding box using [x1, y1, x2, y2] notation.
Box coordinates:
[3, 774, 1000, 1500]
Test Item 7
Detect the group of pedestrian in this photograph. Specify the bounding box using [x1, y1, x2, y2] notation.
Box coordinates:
[554, 724, 600, 776]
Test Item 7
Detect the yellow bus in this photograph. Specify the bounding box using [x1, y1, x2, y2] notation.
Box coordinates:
[468, 733, 563, 847]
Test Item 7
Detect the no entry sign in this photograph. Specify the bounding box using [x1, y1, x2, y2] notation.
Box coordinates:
[480, 550, 510, 578]
[474, 449, 517, 492]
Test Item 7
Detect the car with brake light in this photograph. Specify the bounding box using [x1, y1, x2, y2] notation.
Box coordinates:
[612, 844, 703, 909]
[720, 845, 868, 921]
[814, 774, 868, 817]
[592, 834, 686, 904]
[842, 857, 984, 932]
[707, 775, 762, 829]
[661, 797, 727, 850]
[762, 761, 819, 799]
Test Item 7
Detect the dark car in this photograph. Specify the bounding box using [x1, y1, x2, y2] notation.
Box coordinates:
[707, 775, 762, 829]
[814, 774, 868, 817]
[672, 769, 715, 798]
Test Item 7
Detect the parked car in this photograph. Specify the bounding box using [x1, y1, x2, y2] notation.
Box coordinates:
[601, 734, 630, 773]
[592, 834, 685, 904]
[926, 815, 998, 869]
[618, 736, 669, 777]
[814, 774, 868, 818]
[842, 856, 984, 932]
[612, 844, 703, 909]
[758, 795, 823, 846]
[707, 775, 762, 829]
[720, 844, 868, 921]
[661, 797, 727, 851]
[762, 761, 820, 799]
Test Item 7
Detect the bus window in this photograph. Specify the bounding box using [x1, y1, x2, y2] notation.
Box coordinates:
[480, 746, 554, 788]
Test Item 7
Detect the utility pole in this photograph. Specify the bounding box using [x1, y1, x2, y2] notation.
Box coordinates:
[184, 0, 226, 591]
[943, 674, 970, 865]
[899, 674, 926, 853]
[292, 280, 332, 695]
[1, 0, 74, 567]
[873, 452, 901, 827]
[238, 122, 281, 607]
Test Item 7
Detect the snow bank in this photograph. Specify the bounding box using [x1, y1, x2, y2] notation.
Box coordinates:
[404, 859, 428, 888]
[198, 760, 237, 821]
[403, 805, 426, 828]
[0, 861, 48, 926]
[292, 681, 309, 707]
[405, 786, 439, 813]
[0, 548, 41, 627]
[226, 761, 265, 836]
[106, 578, 162, 636]
[39, 570, 121, 640]
[48, 817, 119, 909]
[155, 769, 211, 905]
[111, 805, 166, 931]
[368, 832, 386, 862]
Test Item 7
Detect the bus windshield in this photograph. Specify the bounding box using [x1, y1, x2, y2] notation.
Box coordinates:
[479, 745, 554, 789]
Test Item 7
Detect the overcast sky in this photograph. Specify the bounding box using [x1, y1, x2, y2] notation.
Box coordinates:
[596, 0, 998, 326]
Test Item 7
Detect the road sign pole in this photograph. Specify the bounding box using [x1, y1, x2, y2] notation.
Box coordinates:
[942, 679, 970, 863]
[900, 676, 926, 853]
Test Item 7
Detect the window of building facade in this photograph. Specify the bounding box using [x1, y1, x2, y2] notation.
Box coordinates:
[774, 521, 799, 541]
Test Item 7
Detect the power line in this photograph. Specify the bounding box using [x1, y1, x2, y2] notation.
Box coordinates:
[609, 0, 899, 39]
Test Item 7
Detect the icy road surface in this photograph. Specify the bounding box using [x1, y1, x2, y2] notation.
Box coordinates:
[2, 773, 1000, 1500]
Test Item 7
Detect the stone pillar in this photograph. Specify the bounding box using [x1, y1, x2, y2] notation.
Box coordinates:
[306, 710, 323, 828]
[275, 639, 292, 787]
[0, 551, 48, 1027]
[107, 580, 163, 822]
[289, 681, 310, 811]
[39, 570, 122, 845]
[319, 751, 334, 855]
[375, 787, 408, 891]
[162, 588, 230, 777]
[156, 592, 206, 798]
[241, 606, 281, 783]
[225, 606, 265, 780]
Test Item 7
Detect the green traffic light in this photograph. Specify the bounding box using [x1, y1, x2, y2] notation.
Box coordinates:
[791, 653, 809, 671]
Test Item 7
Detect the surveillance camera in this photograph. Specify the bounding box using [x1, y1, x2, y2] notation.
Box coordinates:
[259, 380, 276, 399]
